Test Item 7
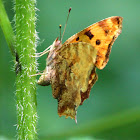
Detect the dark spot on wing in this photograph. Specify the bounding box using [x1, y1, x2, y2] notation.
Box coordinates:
[111, 17, 121, 25]
[96, 39, 101, 45]
[105, 29, 109, 34]
[98, 19, 107, 28]
[106, 43, 112, 59]
[84, 30, 94, 40]
[76, 37, 79, 41]
[105, 35, 116, 61]
[116, 17, 120, 24]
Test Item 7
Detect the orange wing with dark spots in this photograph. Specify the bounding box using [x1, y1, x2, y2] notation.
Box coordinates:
[37, 16, 123, 121]
[63, 16, 123, 69]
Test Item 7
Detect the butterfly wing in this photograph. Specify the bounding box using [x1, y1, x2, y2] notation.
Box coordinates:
[51, 42, 97, 119]
[63, 16, 123, 69]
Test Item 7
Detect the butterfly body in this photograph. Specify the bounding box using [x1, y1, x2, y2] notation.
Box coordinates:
[37, 16, 123, 120]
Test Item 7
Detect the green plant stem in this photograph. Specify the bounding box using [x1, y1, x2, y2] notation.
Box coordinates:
[0, 0, 15, 56]
[15, 0, 37, 139]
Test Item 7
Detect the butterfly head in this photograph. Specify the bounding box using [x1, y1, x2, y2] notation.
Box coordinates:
[50, 37, 62, 52]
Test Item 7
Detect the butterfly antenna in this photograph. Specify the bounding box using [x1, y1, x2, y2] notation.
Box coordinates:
[61, 7, 72, 42]
[59, 24, 62, 41]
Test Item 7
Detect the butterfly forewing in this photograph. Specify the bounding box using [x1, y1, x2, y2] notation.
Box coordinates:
[63, 16, 123, 69]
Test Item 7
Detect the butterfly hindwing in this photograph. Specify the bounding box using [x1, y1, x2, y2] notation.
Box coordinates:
[50, 42, 97, 119]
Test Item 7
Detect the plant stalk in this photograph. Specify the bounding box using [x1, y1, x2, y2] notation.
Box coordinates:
[0, 0, 15, 56]
[15, 0, 37, 139]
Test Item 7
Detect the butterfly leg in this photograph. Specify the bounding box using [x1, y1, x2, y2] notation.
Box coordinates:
[30, 72, 44, 77]
[31, 49, 50, 58]
[37, 66, 51, 86]
[31, 45, 52, 58]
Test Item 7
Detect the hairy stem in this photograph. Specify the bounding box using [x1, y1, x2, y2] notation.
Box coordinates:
[15, 0, 37, 139]
[0, 0, 15, 56]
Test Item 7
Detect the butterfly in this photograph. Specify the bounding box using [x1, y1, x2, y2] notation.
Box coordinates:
[37, 16, 123, 122]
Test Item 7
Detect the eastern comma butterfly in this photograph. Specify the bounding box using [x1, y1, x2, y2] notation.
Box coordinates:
[37, 8, 123, 122]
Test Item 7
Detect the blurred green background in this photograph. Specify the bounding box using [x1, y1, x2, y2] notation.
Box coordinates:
[0, 0, 140, 139]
